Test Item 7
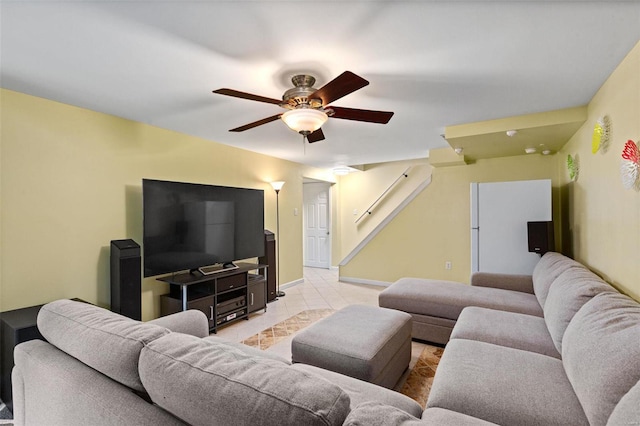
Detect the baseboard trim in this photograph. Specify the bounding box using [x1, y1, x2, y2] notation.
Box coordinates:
[281, 278, 304, 290]
[339, 276, 392, 287]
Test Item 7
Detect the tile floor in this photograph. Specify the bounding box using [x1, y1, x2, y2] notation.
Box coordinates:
[216, 267, 429, 373]
[216, 267, 380, 342]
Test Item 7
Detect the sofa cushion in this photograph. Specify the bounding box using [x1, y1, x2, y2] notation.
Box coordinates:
[291, 363, 423, 418]
[543, 268, 614, 353]
[470, 272, 534, 293]
[607, 379, 640, 425]
[421, 408, 499, 425]
[450, 307, 560, 358]
[343, 402, 424, 426]
[562, 292, 640, 426]
[12, 339, 187, 426]
[532, 252, 584, 307]
[343, 403, 498, 426]
[421, 408, 499, 426]
[37, 299, 169, 392]
[379, 278, 543, 320]
[427, 339, 589, 426]
[139, 332, 351, 426]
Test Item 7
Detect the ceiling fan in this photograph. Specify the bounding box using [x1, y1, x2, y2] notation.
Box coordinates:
[212, 71, 394, 143]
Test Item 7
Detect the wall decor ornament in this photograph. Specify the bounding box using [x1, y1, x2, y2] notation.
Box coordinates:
[591, 115, 611, 154]
[620, 139, 640, 191]
[567, 154, 579, 181]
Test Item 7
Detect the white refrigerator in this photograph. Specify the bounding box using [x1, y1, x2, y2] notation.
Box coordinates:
[471, 179, 552, 275]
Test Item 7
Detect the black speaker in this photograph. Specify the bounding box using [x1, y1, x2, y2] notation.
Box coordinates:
[110, 239, 141, 320]
[527, 221, 555, 255]
[259, 230, 277, 302]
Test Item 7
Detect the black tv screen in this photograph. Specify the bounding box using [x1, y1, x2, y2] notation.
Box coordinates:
[142, 179, 265, 277]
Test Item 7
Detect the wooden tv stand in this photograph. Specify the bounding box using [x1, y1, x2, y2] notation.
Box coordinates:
[158, 262, 267, 333]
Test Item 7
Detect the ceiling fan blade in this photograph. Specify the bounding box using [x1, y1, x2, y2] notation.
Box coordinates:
[213, 88, 282, 105]
[329, 106, 394, 124]
[309, 71, 369, 106]
[229, 114, 282, 132]
[307, 128, 325, 143]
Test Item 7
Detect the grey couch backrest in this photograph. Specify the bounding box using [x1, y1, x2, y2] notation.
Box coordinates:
[542, 267, 615, 354]
[562, 292, 640, 426]
[607, 377, 640, 425]
[37, 299, 170, 392]
[139, 332, 352, 426]
[532, 252, 585, 307]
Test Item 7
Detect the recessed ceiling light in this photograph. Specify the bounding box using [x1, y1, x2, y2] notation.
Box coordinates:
[525, 147, 537, 154]
[506, 130, 518, 137]
[454, 147, 463, 155]
[333, 166, 351, 176]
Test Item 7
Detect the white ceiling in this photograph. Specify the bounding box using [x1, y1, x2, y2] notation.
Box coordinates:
[2, 1, 639, 169]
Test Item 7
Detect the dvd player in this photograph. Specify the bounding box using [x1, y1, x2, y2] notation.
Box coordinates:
[217, 295, 246, 317]
[216, 309, 246, 326]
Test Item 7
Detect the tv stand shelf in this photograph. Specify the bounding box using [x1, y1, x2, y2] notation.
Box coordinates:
[158, 262, 267, 333]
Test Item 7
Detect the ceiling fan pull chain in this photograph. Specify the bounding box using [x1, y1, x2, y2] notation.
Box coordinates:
[303, 135, 307, 155]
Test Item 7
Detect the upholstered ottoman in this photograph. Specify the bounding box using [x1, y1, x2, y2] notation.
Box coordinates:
[291, 304, 412, 389]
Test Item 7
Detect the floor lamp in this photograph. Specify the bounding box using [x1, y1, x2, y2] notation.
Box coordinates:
[270, 181, 286, 297]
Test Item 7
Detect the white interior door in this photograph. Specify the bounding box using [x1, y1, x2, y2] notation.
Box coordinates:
[303, 182, 330, 268]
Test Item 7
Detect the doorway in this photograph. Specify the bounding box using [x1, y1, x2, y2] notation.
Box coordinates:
[302, 181, 331, 268]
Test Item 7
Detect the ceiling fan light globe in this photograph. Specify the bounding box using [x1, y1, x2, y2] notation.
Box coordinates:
[281, 108, 328, 134]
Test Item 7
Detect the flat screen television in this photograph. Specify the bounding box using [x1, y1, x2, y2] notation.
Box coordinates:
[142, 179, 265, 277]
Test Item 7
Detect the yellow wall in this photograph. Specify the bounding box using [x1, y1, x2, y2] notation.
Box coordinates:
[0, 89, 331, 318]
[340, 40, 640, 301]
[335, 159, 432, 265]
[559, 41, 640, 300]
[339, 154, 559, 283]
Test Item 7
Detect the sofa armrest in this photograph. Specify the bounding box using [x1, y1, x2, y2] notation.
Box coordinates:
[148, 310, 209, 338]
[470, 272, 534, 294]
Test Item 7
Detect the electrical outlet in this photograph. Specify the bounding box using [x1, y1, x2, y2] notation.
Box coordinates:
[445, 261, 452, 270]
[293, 208, 298, 216]
[353, 209, 358, 215]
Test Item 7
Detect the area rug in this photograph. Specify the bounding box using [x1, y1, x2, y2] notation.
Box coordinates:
[398, 345, 443, 407]
[241, 308, 335, 350]
[241, 308, 443, 408]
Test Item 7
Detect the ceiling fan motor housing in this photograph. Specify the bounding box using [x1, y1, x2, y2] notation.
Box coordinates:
[281, 75, 323, 109]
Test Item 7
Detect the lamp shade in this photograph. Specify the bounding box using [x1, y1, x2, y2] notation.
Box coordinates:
[270, 181, 285, 192]
[281, 108, 328, 134]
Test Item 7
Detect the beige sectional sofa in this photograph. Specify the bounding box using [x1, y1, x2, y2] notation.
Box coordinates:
[375, 252, 640, 425]
[12, 299, 484, 426]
